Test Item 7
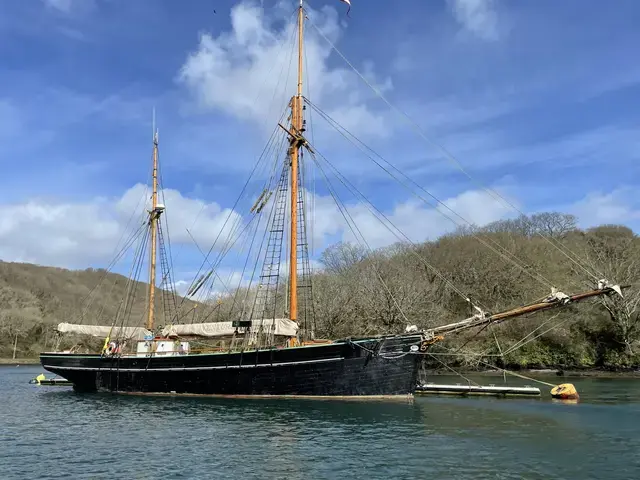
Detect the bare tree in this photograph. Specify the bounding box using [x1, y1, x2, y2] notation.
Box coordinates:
[583, 225, 640, 354]
[529, 212, 577, 238]
[319, 242, 368, 275]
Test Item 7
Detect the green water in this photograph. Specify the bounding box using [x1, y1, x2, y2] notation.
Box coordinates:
[1, 366, 638, 479]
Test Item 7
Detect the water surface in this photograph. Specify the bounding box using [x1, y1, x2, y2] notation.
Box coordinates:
[1, 366, 638, 479]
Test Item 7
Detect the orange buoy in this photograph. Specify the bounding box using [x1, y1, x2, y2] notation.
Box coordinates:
[550, 383, 579, 400]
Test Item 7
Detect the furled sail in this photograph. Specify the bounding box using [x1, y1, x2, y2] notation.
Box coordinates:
[57, 323, 152, 341]
[161, 319, 298, 338]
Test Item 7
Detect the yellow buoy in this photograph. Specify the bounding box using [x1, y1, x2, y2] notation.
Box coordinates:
[550, 383, 579, 400]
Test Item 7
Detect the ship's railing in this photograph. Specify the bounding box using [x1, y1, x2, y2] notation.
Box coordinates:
[102, 339, 336, 358]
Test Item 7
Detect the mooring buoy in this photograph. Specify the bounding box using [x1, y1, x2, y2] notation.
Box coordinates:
[550, 383, 579, 400]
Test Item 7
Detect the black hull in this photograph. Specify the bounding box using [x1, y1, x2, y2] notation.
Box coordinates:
[40, 335, 423, 397]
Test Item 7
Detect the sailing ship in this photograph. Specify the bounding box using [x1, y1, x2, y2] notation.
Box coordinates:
[40, 1, 623, 398]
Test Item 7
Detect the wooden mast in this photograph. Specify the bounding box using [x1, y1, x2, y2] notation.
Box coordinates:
[288, 0, 305, 327]
[146, 127, 159, 331]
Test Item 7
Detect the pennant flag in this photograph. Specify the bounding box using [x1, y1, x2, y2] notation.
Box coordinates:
[339, 0, 351, 17]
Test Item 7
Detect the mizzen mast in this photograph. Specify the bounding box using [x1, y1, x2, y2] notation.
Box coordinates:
[288, 0, 305, 325]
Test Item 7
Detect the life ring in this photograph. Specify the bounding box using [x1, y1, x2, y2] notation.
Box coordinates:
[106, 341, 117, 355]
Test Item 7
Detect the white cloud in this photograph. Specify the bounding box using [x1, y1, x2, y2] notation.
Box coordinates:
[118, 184, 242, 248]
[447, 0, 500, 41]
[0, 183, 242, 268]
[42, 0, 94, 15]
[0, 174, 515, 275]
[0, 198, 120, 266]
[43, 0, 73, 13]
[173, 267, 254, 303]
[466, 125, 640, 174]
[178, 1, 389, 137]
[173, 279, 192, 297]
[569, 188, 640, 229]
[309, 187, 513, 250]
[203, 268, 249, 297]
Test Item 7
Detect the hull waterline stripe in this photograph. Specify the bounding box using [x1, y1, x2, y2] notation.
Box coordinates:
[42, 356, 344, 372]
[116, 392, 415, 401]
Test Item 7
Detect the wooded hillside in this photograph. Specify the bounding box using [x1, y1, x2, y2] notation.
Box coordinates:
[1, 212, 638, 369]
[213, 212, 640, 369]
[310, 213, 640, 369]
[0, 264, 181, 358]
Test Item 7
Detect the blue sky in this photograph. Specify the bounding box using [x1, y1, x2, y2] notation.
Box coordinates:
[0, 0, 639, 295]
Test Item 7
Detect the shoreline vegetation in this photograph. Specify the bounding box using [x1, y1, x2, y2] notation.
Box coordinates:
[424, 368, 640, 378]
[0, 358, 39, 365]
[1, 213, 639, 371]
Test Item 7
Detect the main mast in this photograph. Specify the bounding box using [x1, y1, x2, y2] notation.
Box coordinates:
[146, 128, 160, 331]
[288, 0, 305, 325]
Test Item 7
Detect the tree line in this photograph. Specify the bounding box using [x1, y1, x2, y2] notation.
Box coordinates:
[312, 213, 639, 369]
[1, 211, 638, 369]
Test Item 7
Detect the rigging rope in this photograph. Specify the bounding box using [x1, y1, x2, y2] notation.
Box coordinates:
[77, 185, 150, 322]
[306, 15, 604, 284]
[309, 145, 485, 312]
[203, 125, 289, 322]
[305, 98, 561, 291]
[88, 224, 148, 335]
[157, 156, 181, 321]
[179, 123, 285, 310]
[501, 314, 573, 357]
[303, 25, 317, 258]
[111, 224, 150, 337]
[245, 157, 289, 326]
[79, 221, 148, 323]
[176, 8, 300, 309]
[426, 352, 481, 387]
[311, 151, 413, 327]
[180, 123, 288, 325]
[170, 8, 299, 266]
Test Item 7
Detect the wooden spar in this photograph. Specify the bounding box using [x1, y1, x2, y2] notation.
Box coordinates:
[146, 129, 159, 331]
[429, 286, 625, 337]
[489, 288, 619, 322]
[288, 2, 305, 325]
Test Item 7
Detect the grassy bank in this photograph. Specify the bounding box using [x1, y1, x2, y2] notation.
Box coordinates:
[425, 368, 640, 379]
[0, 357, 39, 365]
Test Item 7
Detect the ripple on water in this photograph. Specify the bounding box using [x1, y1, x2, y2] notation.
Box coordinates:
[1, 367, 639, 480]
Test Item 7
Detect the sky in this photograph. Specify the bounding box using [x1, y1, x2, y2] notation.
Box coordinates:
[0, 0, 639, 295]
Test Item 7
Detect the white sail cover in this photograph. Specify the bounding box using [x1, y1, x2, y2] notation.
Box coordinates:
[161, 319, 298, 338]
[57, 323, 152, 341]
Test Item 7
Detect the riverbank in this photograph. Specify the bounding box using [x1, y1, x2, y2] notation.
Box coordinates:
[0, 358, 39, 365]
[425, 368, 640, 378]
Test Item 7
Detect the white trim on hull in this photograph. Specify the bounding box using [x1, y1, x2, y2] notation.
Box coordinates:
[41, 356, 344, 372]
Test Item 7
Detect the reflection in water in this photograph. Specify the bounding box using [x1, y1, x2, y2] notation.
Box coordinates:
[2, 367, 640, 480]
[62, 393, 424, 427]
[551, 398, 580, 405]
